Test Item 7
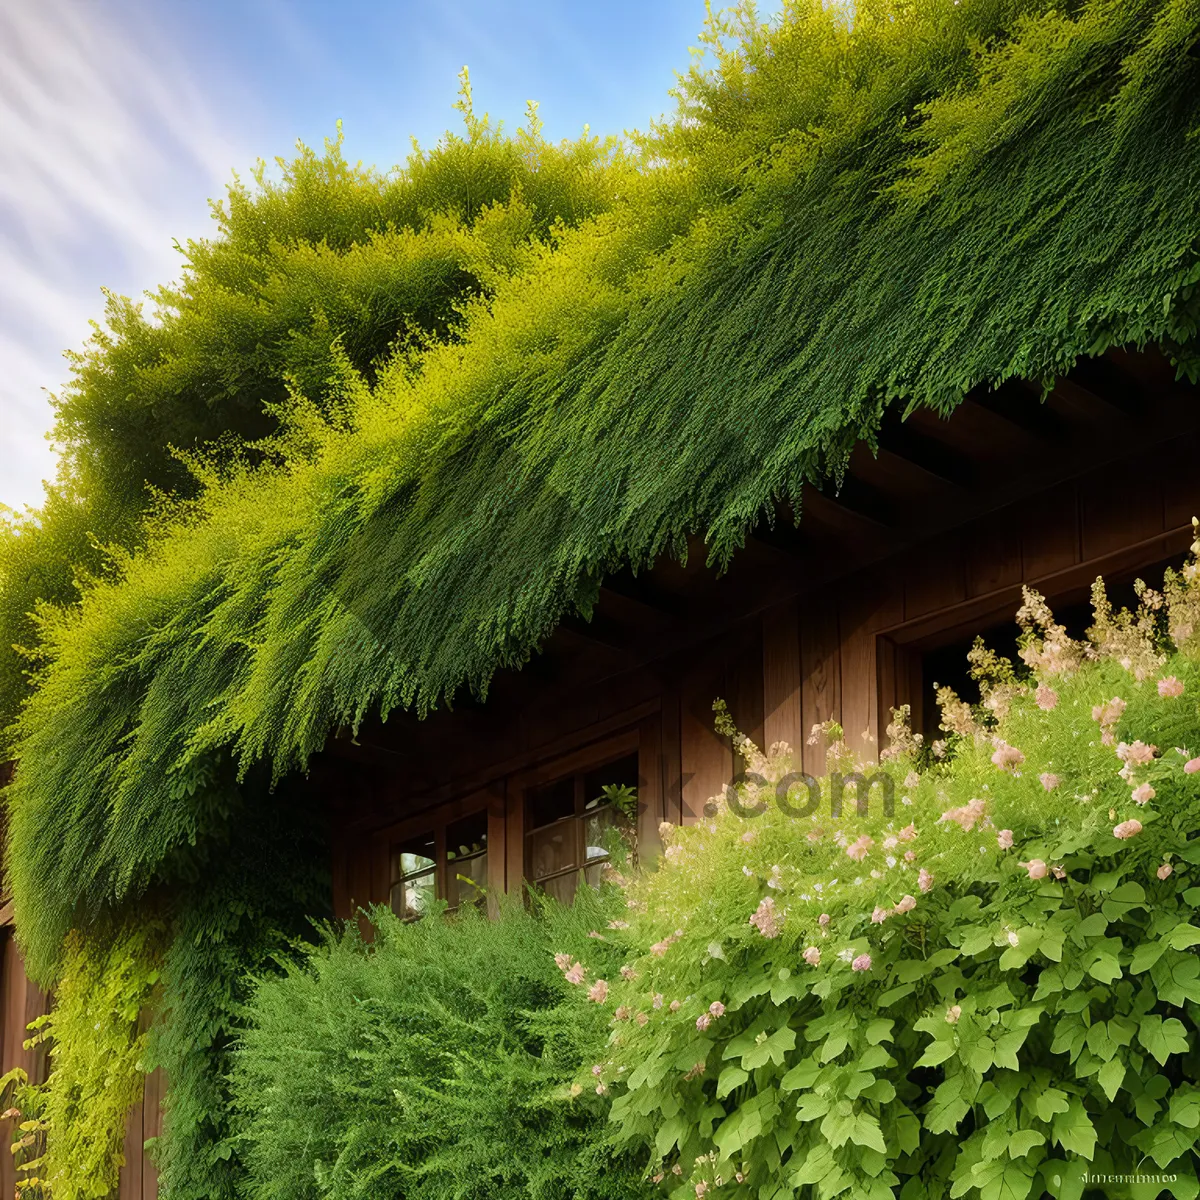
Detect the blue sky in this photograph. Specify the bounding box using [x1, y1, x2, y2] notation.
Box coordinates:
[0, 0, 712, 511]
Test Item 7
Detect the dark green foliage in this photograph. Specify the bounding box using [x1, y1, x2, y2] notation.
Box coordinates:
[232, 891, 646, 1199]
[148, 779, 329, 1200]
[10, 0, 1200, 979]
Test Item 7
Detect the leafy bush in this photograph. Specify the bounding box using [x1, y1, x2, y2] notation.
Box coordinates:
[233, 891, 646, 1200]
[149, 781, 329, 1200]
[567, 541, 1200, 1199]
[32, 924, 162, 1199]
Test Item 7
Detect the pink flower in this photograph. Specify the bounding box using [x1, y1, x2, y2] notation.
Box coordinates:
[669, 1000, 681, 1013]
[851, 954, 872, 972]
[904, 850, 916, 862]
[938, 798, 987, 831]
[803, 946, 821, 966]
[653, 993, 664, 1009]
[883, 835, 898, 850]
[588, 980, 609, 1003]
[997, 829, 1014, 850]
[1036, 685, 1058, 710]
[607, 920, 629, 930]
[991, 743, 1025, 772]
[592, 1064, 603, 1076]
[894, 894, 917, 915]
[846, 836, 874, 862]
[1159, 676, 1185, 698]
[614, 1005, 631, 1021]
[696, 1013, 711, 1031]
[636, 1012, 649, 1026]
[595, 1083, 607, 1095]
[919, 868, 934, 893]
[1093, 697, 1127, 727]
[818, 913, 831, 927]
[749, 896, 782, 939]
[1117, 741, 1157, 767]
[554, 952, 572, 971]
[1132, 783, 1156, 805]
[1114, 819, 1143, 840]
[1039, 773, 1060, 791]
[696, 1182, 708, 1198]
[1020, 859, 1048, 880]
[565, 962, 586, 985]
[650, 936, 677, 957]
[709, 1001, 725, 1018]
[898, 824, 917, 842]
[1158, 862, 1174, 880]
[945, 1004, 962, 1024]
[904, 771, 920, 790]
[1186, 757, 1200, 775]
[620, 965, 637, 980]
[871, 906, 890, 924]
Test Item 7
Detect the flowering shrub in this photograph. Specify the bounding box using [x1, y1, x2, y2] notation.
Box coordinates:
[567, 536, 1200, 1199]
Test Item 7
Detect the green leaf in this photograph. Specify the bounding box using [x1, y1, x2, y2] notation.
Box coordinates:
[1139, 1015, 1190, 1065]
[1051, 1098, 1097, 1160]
[1168, 923, 1200, 950]
[1033, 1088, 1070, 1122]
[716, 1065, 748, 1099]
[1097, 1057, 1125, 1101]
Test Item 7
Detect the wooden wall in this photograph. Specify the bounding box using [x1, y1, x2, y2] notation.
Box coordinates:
[333, 430, 1200, 919]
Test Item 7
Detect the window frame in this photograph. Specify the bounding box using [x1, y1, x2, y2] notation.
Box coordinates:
[517, 730, 641, 903]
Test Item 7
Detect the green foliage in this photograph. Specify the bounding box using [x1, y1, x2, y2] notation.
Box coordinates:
[11, 0, 1200, 985]
[32, 925, 161, 1200]
[0, 70, 632, 741]
[148, 779, 329, 1200]
[1, 1066, 50, 1198]
[232, 890, 645, 1200]
[572, 547, 1200, 1197]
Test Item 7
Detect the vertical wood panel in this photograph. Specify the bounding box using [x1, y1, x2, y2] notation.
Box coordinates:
[966, 511, 1023, 598]
[728, 622, 765, 758]
[839, 578, 903, 761]
[118, 1091, 143, 1200]
[636, 714, 665, 861]
[680, 645, 731, 824]
[142, 1067, 165, 1200]
[800, 601, 841, 776]
[904, 534, 966, 622]
[660, 685, 684, 827]
[1080, 471, 1164, 561]
[1020, 483, 1079, 579]
[505, 787, 525, 896]
[762, 602, 802, 755]
[487, 786, 507, 918]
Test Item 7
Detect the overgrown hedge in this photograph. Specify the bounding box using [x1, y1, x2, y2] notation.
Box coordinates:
[233, 891, 644, 1200]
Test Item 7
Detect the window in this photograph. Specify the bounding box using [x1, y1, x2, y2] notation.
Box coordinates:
[445, 812, 489, 912]
[525, 752, 638, 905]
[388, 809, 489, 919]
[390, 831, 437, 920]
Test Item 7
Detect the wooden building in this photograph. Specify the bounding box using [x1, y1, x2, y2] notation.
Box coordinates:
[1, 344, 1197, 1194]
[314, 345, 1200, 923]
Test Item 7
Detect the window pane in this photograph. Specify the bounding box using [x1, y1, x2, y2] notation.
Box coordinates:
[528, 777, 576, 828]
[583, 753, 639, 812]
[447, 850, 488, 910]
[392, 832, 436, 883]
[540, 870, 578, 906]
[391, 869, 435, 920]
[529, 822, 575, 880]
[446, 812, 488, 863]
[584, 805, 620, 861]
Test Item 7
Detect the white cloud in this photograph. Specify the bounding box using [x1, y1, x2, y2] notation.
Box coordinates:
[0, 0, 252, 511]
